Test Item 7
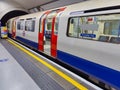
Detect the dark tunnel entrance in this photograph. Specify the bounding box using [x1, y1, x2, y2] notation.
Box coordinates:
[1, 10, 28, 26]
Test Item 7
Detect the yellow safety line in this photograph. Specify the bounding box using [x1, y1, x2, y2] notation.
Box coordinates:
[7, 39, 88, 90]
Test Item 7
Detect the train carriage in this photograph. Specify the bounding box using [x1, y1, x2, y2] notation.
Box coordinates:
[7, 0, 120, 89]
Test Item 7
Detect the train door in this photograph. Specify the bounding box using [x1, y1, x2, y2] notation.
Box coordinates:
[44, 13, 53, 55]
[38, 8, 65, 57]
[38, 11, 50, 52]
[12, 19, 16, 39]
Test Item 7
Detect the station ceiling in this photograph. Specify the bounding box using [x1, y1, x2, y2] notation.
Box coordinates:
[3, 0, 87, 10]
[4, 0, 58, 9]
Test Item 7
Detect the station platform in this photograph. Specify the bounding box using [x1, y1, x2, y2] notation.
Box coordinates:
[0, 40, 40, 90]
[0, 39, 103, 90]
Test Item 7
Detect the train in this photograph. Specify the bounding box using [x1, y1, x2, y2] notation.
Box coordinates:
[7, 0, 120, 89]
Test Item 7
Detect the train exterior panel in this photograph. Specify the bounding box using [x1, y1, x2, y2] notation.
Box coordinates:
[15, 13, 43, 49]
[7, 0, 120, 89]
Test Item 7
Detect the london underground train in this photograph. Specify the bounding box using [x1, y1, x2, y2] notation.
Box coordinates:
[7, 0, 120, 89]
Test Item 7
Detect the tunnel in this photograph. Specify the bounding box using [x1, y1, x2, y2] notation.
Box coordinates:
[1, 10, 28, 26]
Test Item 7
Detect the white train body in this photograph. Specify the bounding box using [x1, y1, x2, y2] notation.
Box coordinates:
[16, 12, 43, 44]
[7, 0, 120, 89]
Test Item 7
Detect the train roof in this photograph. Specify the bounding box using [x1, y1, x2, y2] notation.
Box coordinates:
[8, 0, 120, 20]
[65, 0, 120, 11]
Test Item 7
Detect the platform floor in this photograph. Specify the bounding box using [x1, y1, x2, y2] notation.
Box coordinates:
[0, 41, 41, 90]
[0, 39, 103, 90]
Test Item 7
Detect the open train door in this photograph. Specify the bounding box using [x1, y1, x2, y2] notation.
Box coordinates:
[38, 8, 65, 57]
[11, 17, 18, 39]
[38, 11, 50, 52]
[11, 19, 16, 39]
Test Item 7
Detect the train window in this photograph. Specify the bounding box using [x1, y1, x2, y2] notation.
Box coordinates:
[68, 17, 82, 37]
[17, 20, 24, 30]
[45, 18, 52, 39]
[25, 20, 35, 32]
[104, 21, 119, 35]
[17, 21, 20, 30]
[47, 22, 52, 30]
[6, 21, 10, 30]
[54, 17, 59, 35]
[67, 14, 120, 44]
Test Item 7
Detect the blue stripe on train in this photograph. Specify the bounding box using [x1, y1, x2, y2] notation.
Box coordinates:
[57, 50, 120, 89]
[16, 36, 38, 49]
